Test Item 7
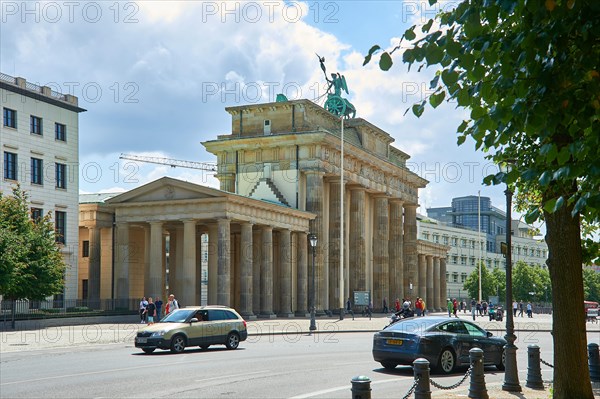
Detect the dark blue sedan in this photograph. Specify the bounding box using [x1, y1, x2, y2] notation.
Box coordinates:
[372, 316, 506, 374]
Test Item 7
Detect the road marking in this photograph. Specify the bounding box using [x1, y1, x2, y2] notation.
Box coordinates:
[290, 378, 408, 398]
[194, 370, 270, 382]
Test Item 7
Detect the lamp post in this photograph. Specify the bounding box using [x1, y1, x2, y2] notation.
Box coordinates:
[500, 162, 521, 392]
[308, 233, 317, 332]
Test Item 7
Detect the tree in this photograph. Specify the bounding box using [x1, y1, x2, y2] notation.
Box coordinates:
[512, 261, 551, 303]
[583, 268, 600, 303]
[462, 262, 503, 302]
[0, 185, 66, 306]
[365, 1, 599, 396]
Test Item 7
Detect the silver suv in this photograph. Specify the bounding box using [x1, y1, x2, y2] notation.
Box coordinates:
[135, 305, 248, 354]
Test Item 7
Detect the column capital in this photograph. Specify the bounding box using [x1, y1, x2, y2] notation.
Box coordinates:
[404, 203, 419, 210]
[389, 198, 405, 205]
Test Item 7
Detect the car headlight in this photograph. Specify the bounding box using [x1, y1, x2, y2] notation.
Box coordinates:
[151, 330, 167, 337]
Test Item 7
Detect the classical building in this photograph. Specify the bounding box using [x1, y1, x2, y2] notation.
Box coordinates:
[78, 98, 450, 314]
[1, 72, 85, 301]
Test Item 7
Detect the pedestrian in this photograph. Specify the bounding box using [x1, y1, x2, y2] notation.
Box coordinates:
[453, 298, 458, 318]
[513, 300, 518, 317]
[382, 298, 389, 314]
[167, 294, 179, 314]
[139, 297, 148, 323]
[367, 301, 373, 319]
[518, 301, 524, 317]
[395, 298, 401, 312]
[145, 297, 156, 325]
[415, 297, 422, 317]
[459, 300, 464, 312]
[447, 298, 453, 317]
[463, 300, 467, 313]
[154, 297, 163, 320]
[476, 301, 482, 316]
[471, 298, 476, 320]
[527, 302, 533, 318]
[482, 301, 488, 315]
[346, 297, 354, 320]
[421, 299, 426, 316]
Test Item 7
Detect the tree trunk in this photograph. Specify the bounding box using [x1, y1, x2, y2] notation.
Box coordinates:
[544, 194, 593, 399]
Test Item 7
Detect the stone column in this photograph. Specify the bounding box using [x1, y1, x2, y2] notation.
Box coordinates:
[389, 200, 404, 303]
[279, 229, 293, 317]
[208, 224, 218, 305]
[349, 187, 367, 298]
[219, 174, 235, 193]
[440, 257, 448, 309]
[88, 226, 101, 307]
[418, 254, 426, 304]
[403, 204, 418, 300]
[260, 226, 275, 317]
[328, 180, 341, 313]
[434, 256, 441, 311]
[114, 222, 129, 306]
[217, 218, 231, 306]
[296, 232, 309, 316]
[373, 196, 389, 312]
[305, 171, 325, 312]
[239, 222, 254, 318]
[252, 229, 261, 316]
[182, 220, 197, 307]
[149, 221, 163, 299]
[426, 255, 434, 312]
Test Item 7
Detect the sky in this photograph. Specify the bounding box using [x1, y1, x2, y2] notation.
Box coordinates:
[1, 0, 514, 220]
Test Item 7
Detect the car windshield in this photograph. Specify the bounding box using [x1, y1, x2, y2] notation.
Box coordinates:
[159, 309, 195, 323]
[386, 318, 441, 334]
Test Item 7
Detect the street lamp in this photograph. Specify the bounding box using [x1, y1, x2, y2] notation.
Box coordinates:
[308, 233, 317, 332]
[499, 162, 521, 392]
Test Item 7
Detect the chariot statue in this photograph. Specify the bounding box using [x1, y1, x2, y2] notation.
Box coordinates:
[317, 54, 356, 119]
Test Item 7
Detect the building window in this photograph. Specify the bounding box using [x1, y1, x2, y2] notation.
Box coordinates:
[55, 211, 66, 244]
[461, 256, 467, 265]
[422, 232, 430, 240]
[31, 157, 43, 185]
[452, 255, 458, 264]
[469, 240, 475, 249]
[82, 240, 90, 257]
[470, 257, 476, 266]
[461, 239, 467, 247]
[3, 152, 18, 180]
[31, 207, 43, 222]
[55, 123, 66, 141]
[56, 163, 67, 189]
[30, 116, 42, 135]
[3, 108, 17, 128]
[442, 235, 449, 245]
[432, 234, 439, 243]
[452, 273, 458, 283]
[461, 273, 467, 283]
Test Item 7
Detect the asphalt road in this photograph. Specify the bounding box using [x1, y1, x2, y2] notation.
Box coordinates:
[3, 329, 588, 398]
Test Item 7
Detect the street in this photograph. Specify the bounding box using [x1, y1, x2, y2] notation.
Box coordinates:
[3, 323, 594, 398]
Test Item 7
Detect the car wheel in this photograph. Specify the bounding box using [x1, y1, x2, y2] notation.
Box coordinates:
[496, 349, 506, 371]
[170, 335, 186, 354]
[438, 348, 457, 374]
[142, 348, 155, 354]
[225, 332, 240, 350]
[381, 361, 397, 370]
[200, 345, 210, 350]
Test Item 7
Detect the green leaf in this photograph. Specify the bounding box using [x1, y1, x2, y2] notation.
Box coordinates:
[441, 70, 459, 86]
[363, 45, 381, 66]
[539, 171, 552, 186]
[425, 46, 444, 65]
[557, 146, 571, 165]
[422, 19, 434, 33]
[404, 26, 416, 41]
[429, 91, 446, 108]
[379, 52, 393, 71]
[412, 101, 426, 117]
[525, 208, 541, 224]
[430, 74, 440, 89]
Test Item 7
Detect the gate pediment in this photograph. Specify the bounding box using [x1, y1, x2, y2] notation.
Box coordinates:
[106, 177, 225, 204]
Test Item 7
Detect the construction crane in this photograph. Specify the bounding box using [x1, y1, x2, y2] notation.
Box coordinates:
[119, 153, 217, 172]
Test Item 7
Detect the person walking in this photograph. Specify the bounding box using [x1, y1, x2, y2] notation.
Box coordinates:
[415, 298, 423, 317]
[471, 298, 477, 320]
[447, 298, 453, 317]
[154, 297, 163, 320]
[346, 297, 354, 320]
[476, 301, 482, 316]
[167, 294, 179, 314]
[527, 302, 533, 318]
[145, 297, 156, 325]
[382, 298, 389, 314]
[513, 300, 518, 317]
[518, 300, 524, 317]
[139, 297, 148, 324]
[395, 298, 401, 313]
[482, 301, 488, 315]
[421, 299, 426, 316]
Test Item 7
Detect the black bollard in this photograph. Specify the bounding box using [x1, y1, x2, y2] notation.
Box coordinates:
[468, 347, 489, 399]
[589, 343, 600, 382]
[526, 345, 544, 389]
[350, 375, 371, 399]
[413, 358, 432, 399]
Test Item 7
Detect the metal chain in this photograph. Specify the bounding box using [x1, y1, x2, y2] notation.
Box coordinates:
[430, 364, 473, 390]
[540, 357, 554, 368]
[400, 376, 420, 399]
